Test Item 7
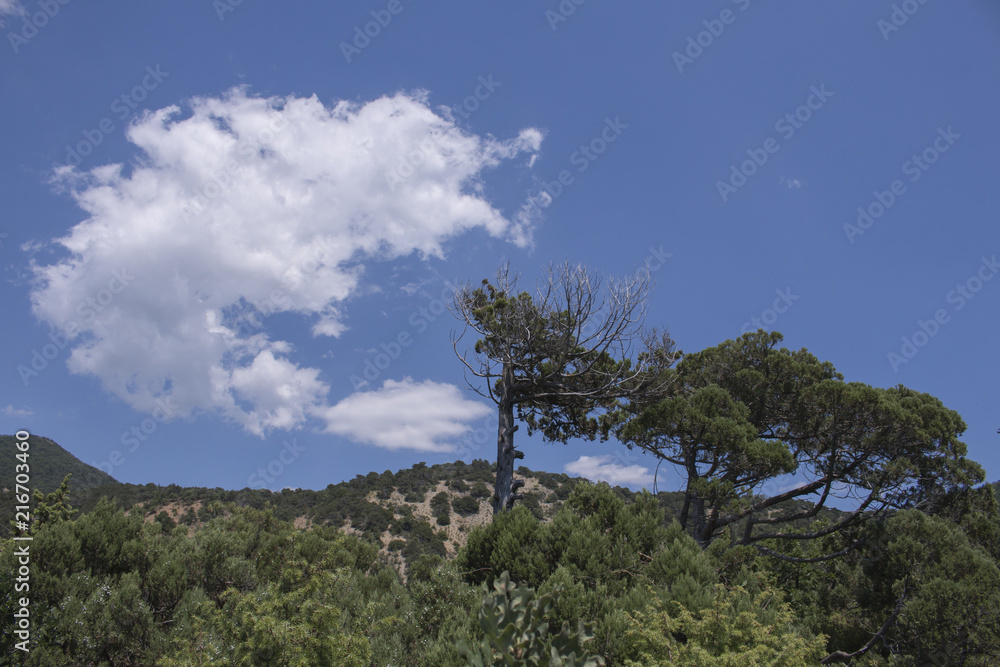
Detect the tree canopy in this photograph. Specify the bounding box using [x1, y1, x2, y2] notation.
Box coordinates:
[617, 330, 985, 554]
[452, 262, 675, 514]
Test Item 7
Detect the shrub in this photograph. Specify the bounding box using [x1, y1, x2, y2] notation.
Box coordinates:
[453, 495, 481, 517]
[431, 491, 452, 516]
[458, 571, 603, 666]
[155, 510, 176, 532]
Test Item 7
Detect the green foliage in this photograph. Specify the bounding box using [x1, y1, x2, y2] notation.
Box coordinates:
[620, 583, 827, 666]
[31, 474, 78, 530]
[0, 435, 115, 537]
[617, 330, 986, 551]
[521, 491, 546, 520]
[211, 576, 370, 666]
[454, 495, 483, 516]
[155, 510, 176, 532]
[471, 480, 493, 499]
[409, 556, 481, 665]
[864, 510, 1000, 663]
[432, 490, 453, 516]
[0, 434, 116, 493]
[459, 504, 551, 588]
[458, 571, 604, 666]
[458, 481, 730, 664]
[2, 432, 996, 666]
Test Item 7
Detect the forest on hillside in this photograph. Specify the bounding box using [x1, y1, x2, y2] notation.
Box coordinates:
[2, 465, 999, 665]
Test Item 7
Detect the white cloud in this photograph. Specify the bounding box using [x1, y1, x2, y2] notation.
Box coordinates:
[29, 88, 541, 436]
[0, 0, 22, 27]
[2, 405, 33, 418]
[316, 377, 493, 453]
[564, 455, 654, 487]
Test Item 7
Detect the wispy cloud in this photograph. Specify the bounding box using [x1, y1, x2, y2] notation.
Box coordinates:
[0, 0, 23, 27]
[2, 404, 33, 418]
[0, 0, 23, 14]
[564, 455, 654, 487]
[30, 88, 541, 436]
[779, 176, 803, 189]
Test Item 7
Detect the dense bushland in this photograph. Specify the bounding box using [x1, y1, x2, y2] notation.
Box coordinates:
[4, 476, 999, 665]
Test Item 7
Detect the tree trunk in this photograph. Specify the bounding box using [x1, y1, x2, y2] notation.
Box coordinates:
[691, 492, 708, 548]
[493, 362, 524, 515]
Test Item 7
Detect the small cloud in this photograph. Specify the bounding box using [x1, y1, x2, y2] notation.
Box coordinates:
[316, 377, 492, 452]
[2, 404, 33, 418]
[564, 455, 653, 487]
[0, 0, 23, 27]
[0, 0, 23, 15]
[779, 176, 803, 189]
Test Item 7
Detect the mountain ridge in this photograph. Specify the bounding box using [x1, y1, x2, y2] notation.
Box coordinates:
[4, 433, 997, 571]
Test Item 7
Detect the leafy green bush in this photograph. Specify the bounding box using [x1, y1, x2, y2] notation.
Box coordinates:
[458, 571, 603, 666]
[154, 510, 176, 532]
[431, 491, 452, 516]
[470, 481, 492, 500]
[453, 495, 482, 516]
[620, 584, 827, 666]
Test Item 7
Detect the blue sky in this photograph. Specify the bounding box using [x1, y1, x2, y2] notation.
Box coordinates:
[1, 1, 998, 497]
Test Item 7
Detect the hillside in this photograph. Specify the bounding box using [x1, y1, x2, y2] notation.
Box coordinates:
[2, 434, 853, 570]
[0, 433, 117, 494]
[5, 433, 997, 574]
[66, 459, 671, 571]
[4, 435, 1000, 664]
